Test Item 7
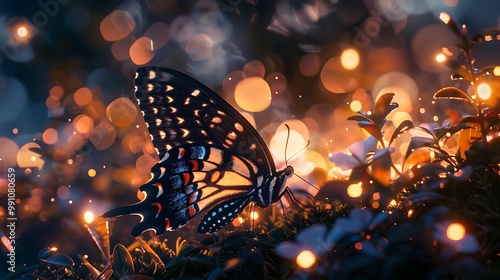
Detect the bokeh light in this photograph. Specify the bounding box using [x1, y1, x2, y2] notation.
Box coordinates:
[321, 57, 358, 94]
[17, 26, 28, 37]
[0, 138, 19, 170]
[477, 83, 492, 100]
[88, 169, 97, 178]
[130, 37, 155, 65]
[250, 211, 259, 221]
[296, 250, 316, 269]
[42, 128, 58, 144]
[73, 114, 94, 134]
[372, 72, 419, 113]
[74, 87, 93, 106]
[17, 142, 44, 169]
[243, 60, 265, 78]
[106, 97, 137, 127]
[347, 182, 363, 198]
[234, 77, 271, 112]
[350, 100, 362, 112]
[340, 48, 360, 70]
[270, 127, 307, 163]
[84, 211, 95, 224]
[100, 10, 135, 41]
[144, 22, 171, 50]
[185, 33, 214, 61]
[446, 223, 466, 241]
[412, 24, 456, 73]
[299, 53, 321, 77]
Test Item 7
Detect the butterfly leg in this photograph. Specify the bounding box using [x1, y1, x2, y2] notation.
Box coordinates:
[280, 187, 314, 212]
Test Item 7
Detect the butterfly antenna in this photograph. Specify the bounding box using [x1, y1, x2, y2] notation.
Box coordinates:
[294, 172, 320, 191]
[284, 124, 291, 165]
[287, 140, 311, 164]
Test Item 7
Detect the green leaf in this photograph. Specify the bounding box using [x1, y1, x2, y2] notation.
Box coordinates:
[188, 254, 216, 266]
[372, 93, 398, 125]
[389, 120, 413, 145]
[44, 253, 75, 267]
[372, 148, 393, 186]
[135, 238, 164, 265]
[6, 265, 38, 280]
[112, 244, 135, 277]
[37, 248, 52, 260]
[404, 136, 437, 161]
[206, 267, 224, 280]
[434, 123, 472, 139]
[433, 87, 475, 105]
[358, 123, 383, 142]
[224, 258, 242, 271]
[347, 114, 372, 123]
[166, 256, 186, 269]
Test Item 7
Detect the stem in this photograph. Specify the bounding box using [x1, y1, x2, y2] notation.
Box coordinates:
[464, 46, 488, 144]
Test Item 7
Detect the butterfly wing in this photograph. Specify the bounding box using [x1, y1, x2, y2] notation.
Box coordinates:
[134, 66, 276, 174]
[104, 67, 282, 235]
[103, 144, 260, 236]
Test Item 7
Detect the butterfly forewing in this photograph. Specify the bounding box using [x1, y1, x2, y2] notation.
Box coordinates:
[135, 67, 276, 174]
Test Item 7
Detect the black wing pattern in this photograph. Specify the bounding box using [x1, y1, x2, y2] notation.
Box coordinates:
[103, 67, 284, 235]
[134, 67, 276, 173]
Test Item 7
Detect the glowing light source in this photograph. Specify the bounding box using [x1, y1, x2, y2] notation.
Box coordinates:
[347, 182, 363, 198]
[88, 169, 96, 177]
[439, 12, 451, 24]
[250, 211, 259, 221]
[234, 77, 271, 112]
[493, 66, 500, 76]
[350, 100, 362, 112]
[84, 211, 95, 224]
[17, 26, 28, 38]
[232, 216, 244, 227]
[435, 53, 446, 62]
[296, 250, 316, 269]
[477, 83, 492, 100]
[340, 48, 360, 70]
[446, 223, 466, 241]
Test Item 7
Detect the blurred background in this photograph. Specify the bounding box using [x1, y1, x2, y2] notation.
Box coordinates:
[1, 0, 500, 276]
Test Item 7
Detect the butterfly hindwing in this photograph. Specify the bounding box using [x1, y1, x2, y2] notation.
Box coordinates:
[104, 145, 263, 236]
[198, 195, 253, 233]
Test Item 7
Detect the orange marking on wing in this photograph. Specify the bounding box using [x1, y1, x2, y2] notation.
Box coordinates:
[165, 218, 171, 229]
[188, 205, 197, 217]
[188, 191, 198, 204]
[183, 173, 191, 184]
[179, 148, 185, 158]
[151, 202, 162, 214]
[190, 160, 199, 170]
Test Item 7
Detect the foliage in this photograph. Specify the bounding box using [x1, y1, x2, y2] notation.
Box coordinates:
[9, 12, 500, 280]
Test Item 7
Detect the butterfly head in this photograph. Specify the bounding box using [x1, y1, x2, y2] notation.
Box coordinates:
[284, 165, 294, 177]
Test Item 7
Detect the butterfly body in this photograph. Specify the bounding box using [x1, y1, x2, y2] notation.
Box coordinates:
[103, 67, 293, 235]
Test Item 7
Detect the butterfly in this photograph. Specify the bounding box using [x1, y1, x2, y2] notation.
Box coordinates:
[103, 67, 296, 236]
